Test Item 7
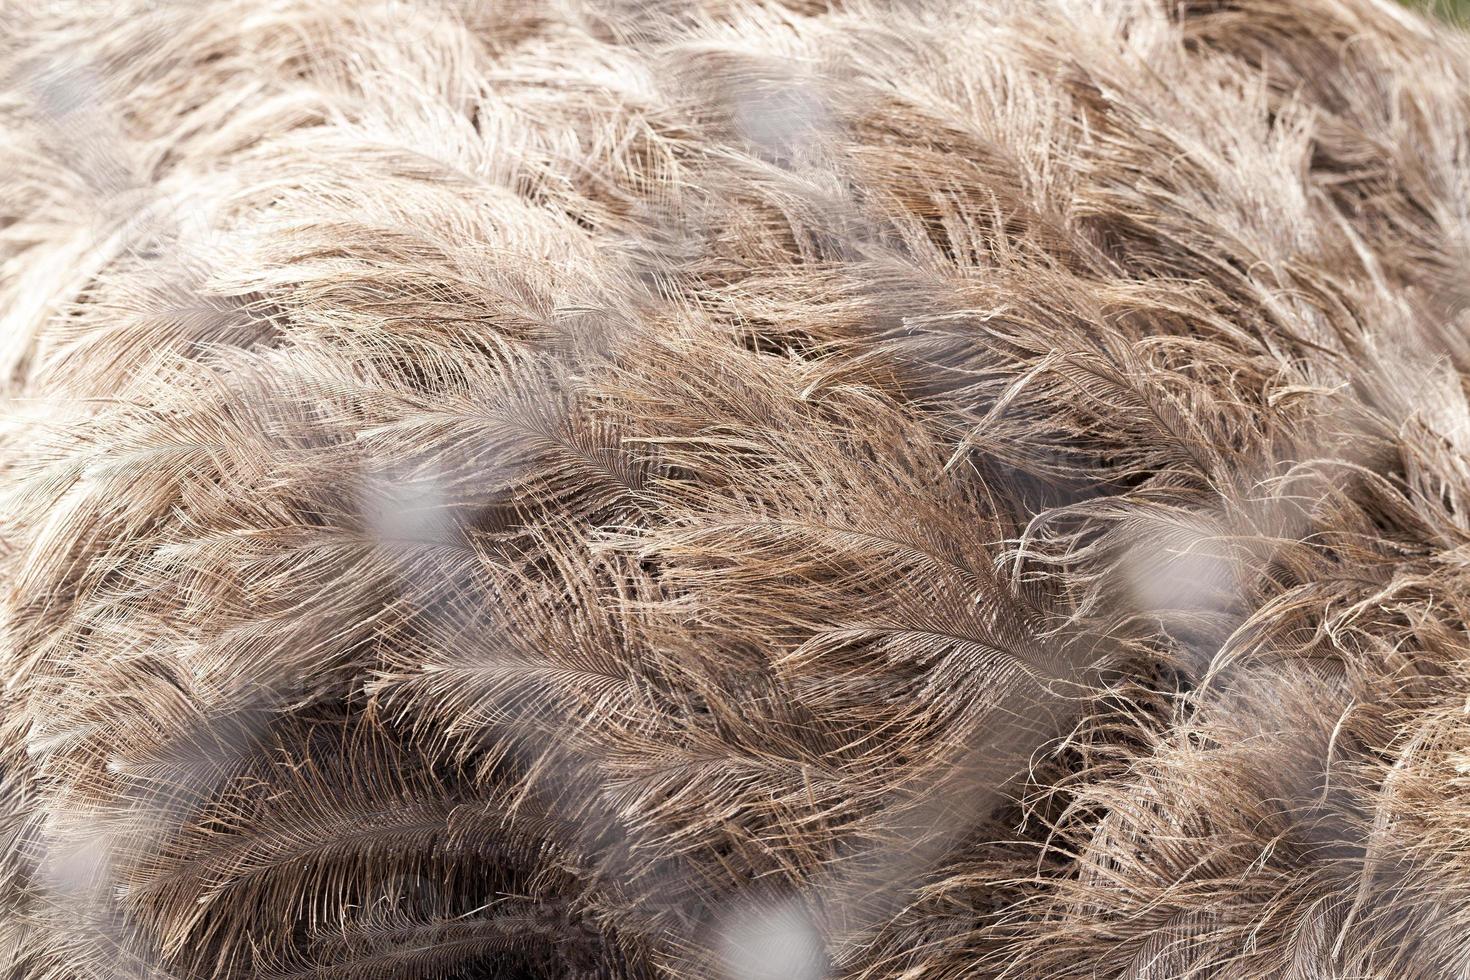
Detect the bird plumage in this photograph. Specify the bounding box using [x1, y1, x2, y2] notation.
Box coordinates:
[4, 0, 1470, 977]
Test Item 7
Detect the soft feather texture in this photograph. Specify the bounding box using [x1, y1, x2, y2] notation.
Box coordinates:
[3, 0, 1470, 977]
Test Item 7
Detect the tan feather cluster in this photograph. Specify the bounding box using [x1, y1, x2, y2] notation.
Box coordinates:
[4, 0, 1470, 977]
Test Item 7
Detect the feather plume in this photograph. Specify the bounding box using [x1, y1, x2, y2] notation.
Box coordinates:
[5, 0, 1470, 977]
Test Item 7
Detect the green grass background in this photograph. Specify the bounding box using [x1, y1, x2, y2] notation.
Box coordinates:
[1413, 0, 1470, 22]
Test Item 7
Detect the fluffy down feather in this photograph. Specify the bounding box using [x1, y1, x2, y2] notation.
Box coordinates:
[3, 0, 1470, 977]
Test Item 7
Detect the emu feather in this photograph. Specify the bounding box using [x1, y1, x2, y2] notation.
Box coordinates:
[4, 0, 1470, 977]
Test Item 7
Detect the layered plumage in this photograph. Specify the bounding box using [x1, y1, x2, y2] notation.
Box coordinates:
[3, 0, 1470, 977]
